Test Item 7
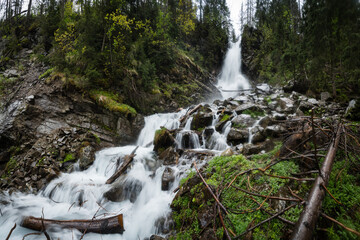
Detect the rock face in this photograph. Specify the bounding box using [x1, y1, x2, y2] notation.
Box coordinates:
[0, 52, 144, 192]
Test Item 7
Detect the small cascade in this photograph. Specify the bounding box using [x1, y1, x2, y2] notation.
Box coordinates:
[217, 39, 251, 99]
[248, 118, 262, 144]
[176, 117, 201, 149]
[137, 111, 184, 147]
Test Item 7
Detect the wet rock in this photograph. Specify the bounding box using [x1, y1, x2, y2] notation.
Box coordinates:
[308, 98, 319, 105]
[178, 131, 201, 149]
[243, 139, 274, 155]
[298, 101, 314, 112]
[162, 167, 175, 191]
[227, 128, 249, 144]
[265, 125, 287, 138]
[154, 215, 174, 235]
[320, 92, 331, 102]
[191, 106, 214, 130]
[234, 103, 261, 115]
[231, 114, 256, 128]
[278, 97, 294, 111]
[203, 127, 215, 139]
[104, 178, 143, 203]
[256, 83, 271, 94]
[150, 235, 166, 240]
[221, 148, 234, 156]
[259, 115, 272, 128]
[153, 128, 175, 155]
[3, 69, 19, 78]
[274, 113, 287, 121]
[159, 146, 178, 165]
[345, 99, 359, 120]
[252, 130, 266, 144]
[233, 95, 249, 103]
[78, 145, 95, 170]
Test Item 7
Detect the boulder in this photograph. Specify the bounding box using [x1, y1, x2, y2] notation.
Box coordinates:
[252, 131, 266, 144]
[191, 106, 214, 130]
[243, 139, 274, 155]
[78, 145, 95, 170]
[161, 167, 175, 191]
[234, 103, 262, 115]
[159, 146, 178, 165]
[265, 125, 287, 138]
[153, 128, 175, 155]
[256, 83, 271, 94]
[150, 235, 166, 240]
[278, 97, 294, 111]
[227, 128, 249, 144]
[231, 114, 256, 128]
[259, 116, 272, 128]
[104, 178, 143, 203]
[320, 92, 331, 102]
[308, 98, 319, 105]
[221, 148, 235, 156]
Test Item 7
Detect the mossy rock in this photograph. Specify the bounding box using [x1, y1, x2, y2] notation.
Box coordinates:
[153, 128, 175, 155]
[190, 106, 213, 130]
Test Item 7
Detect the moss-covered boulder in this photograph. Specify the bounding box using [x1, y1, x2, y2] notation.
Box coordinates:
[153, 128, 175, 155]
[190, 106, 214, 131]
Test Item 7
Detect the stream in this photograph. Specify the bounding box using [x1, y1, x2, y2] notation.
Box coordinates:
[0, 39, 252, 240]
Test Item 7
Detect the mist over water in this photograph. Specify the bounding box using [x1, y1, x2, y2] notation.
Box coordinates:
[217, 39, 251, 99]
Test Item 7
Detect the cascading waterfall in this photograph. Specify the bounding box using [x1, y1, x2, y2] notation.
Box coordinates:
[217, 39, 251, 99]
[0, 28, 257, 240]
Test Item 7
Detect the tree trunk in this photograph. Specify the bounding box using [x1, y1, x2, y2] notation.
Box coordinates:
[27, 0, 32, 19]
[290, 124, 342, 240]
[106, 146, 139, 184]
[21, 214, 124, 234]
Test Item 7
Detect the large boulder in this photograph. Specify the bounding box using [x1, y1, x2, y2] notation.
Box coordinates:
[227, 128, 249, 144]
[231, 114, 256, 128]
[161, 167, 175, 191]
[153, 128, 175, 155]
[191, 106, 214, 130]
[159, 146, 178, 165]
[234, 103, 262, 115]
[104, 178, 143, 203]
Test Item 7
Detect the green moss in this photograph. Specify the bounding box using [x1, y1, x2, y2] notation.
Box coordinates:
[39, 67, 54, 80]
[89, 90, 137, 118]
[92, 132, 101, 144]
[243, 109, 265, 118]
[63, 153, 76, 163]
[220, 114, 230, 122]
[36, 157, 46, 166]
[5, 157, 17, 174]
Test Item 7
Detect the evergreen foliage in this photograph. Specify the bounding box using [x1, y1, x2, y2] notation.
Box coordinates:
[0, 0, 231, 112]
[243, 0, 360, 99]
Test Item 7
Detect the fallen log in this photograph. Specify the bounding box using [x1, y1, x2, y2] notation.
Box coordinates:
[290, 124, 342, 240]
[21, 214, 124, 234]
[106, 146, 139, 184]
[179, 104, 202, 124]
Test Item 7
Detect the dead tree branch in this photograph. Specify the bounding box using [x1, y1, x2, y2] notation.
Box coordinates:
[290, 124, 342, 240]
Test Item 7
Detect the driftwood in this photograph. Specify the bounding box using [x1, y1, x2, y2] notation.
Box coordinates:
[21, 214, 124, 234]
[106, 146, 139, 184]
[179, 104, 202, 124]
[290, 124, 342, 240]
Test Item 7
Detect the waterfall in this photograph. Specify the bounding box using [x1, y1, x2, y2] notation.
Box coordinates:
[217, 39, 251, 99]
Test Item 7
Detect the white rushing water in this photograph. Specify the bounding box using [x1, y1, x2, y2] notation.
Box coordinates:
[217, 39, 251, 99]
